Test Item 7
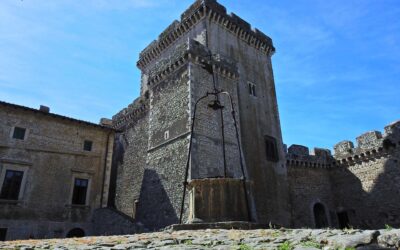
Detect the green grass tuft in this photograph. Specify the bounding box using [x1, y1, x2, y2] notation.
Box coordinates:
[238, 243, 253, 250]
[301, 240, 321, 248]
[278, 241, 294, 250]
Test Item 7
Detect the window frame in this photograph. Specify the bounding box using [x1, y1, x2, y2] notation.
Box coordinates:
[10, 126, 28, 141]
[164, 130, 170, 140]
[69, 172, 91, 207]
[71, 178, 89, 205]
[264, 135, 279, 162]
[0, 164, 29, 201]
[248, 81, 257, 97]
[83, 140, 93, 152]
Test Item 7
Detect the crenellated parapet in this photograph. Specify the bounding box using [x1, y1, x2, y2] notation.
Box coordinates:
[333, 120, 400, 166]
[147, 39, 238, 87]
[286, 120, 400, 169]
[286, 144, 335, 169]
[137, 0, 275, 71]
[112, 97, 149, 131]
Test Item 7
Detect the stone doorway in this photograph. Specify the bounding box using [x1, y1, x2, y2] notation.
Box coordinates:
[0, 228, 7, 241]
[313, 203, 329, 228]
[66, 228, 85, 238]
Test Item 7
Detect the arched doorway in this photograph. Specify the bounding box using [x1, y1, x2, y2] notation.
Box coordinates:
[313, 203, 329, 228]
[66, 228, 85, 238]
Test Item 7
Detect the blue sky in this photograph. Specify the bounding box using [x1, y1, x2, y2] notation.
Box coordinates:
[0, 0, 399, 150]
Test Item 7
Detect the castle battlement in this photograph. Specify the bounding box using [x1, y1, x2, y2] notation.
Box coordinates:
[286, 144, 334, 169]
[112, 97, 149, 130]
[333, 120, 400, 166]
[137, 0, 275, 70]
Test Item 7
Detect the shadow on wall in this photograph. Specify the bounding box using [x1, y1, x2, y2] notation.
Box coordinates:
[332, 155, 400, 229]
[135, 169, 178, 231]
[330, 124, 400, 229]
[288, 121, 400, 230]
[108, 134, 128, 207]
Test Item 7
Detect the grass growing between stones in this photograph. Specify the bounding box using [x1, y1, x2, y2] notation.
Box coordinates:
[385, 224, 393, 230]
[183, 239, 193, 245]
[278, 241, 294, 250]
[301, 240, 321, 248]
[238, 243, 253, 250]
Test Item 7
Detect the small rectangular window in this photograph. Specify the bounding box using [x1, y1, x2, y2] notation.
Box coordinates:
[83, 140, 93, 151]
[0, 170, 24, 200]
[164, 130, 170, 140]
[12, 127, 26, 140]
[248, 82, 256, 97]
[265, 135, 279, 162]
[0, 228, 7, 241]
[72, 178, 88, 205]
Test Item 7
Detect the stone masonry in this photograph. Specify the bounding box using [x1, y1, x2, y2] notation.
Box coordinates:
[0, 101, 117, 240]
[287, 120, 400, 229]
[111, 0, 289, 231]
[2, 228, 400, 249]
[1, 0, 399, 243]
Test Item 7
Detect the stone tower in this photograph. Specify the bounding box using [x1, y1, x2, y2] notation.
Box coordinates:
[111, 0, 290, 230]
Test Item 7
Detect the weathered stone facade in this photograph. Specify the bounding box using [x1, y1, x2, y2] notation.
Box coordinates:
[287, 121, 400, 229]
[111, 0, 289, 231]
[2, 0, 399, 242]
[0, 101, 123, 240]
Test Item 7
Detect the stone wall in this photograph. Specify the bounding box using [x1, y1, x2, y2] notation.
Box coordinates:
[331, 121, 400, 229]
[286, 145, 336, 228]
[112, 97, 149, 219]
[143, 65, 191, 230]
[287, 121, 400, 229]
[0, 102, 115, 240]
[189, 50, 242, 180]
[112, 0, 290, 229]
[206, 14, 289, 226]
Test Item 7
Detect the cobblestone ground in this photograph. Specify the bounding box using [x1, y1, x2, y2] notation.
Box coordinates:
[1, 229, 399, 250]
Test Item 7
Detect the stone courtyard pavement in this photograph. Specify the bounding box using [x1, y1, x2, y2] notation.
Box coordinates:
[1, 228, 399, 250]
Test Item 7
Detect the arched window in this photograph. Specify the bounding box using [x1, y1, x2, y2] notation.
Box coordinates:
[313, 203, 329, 228]
[66, 228, 85, 238]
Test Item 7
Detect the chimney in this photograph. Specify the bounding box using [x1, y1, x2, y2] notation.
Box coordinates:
[100, 118, 113, 127]
[39, 105, 50, 113]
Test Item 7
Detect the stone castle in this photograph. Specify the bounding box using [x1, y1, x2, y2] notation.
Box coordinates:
[0, 0, 399, 241]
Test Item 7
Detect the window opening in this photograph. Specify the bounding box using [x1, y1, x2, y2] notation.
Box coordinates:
[12, 127, 26, 140]
[248, 82, 256, 96]
[72, 178, 88, 205]
[83, 140, 93, 151]
[164, 130, 170, 140]
[0, 170, 24, 200]
[265, 135, 279, 162]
